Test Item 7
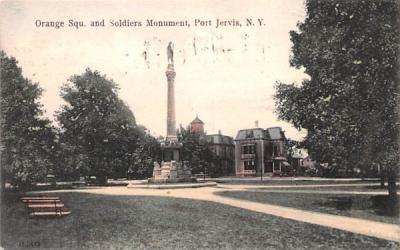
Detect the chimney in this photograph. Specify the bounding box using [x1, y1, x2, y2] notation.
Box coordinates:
[218, 130, 222, 135]
[255, 120, 259, 128]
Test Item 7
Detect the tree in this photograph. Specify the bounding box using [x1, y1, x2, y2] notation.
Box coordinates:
[177, 126, 218, 176]
[129, 126, 161, 179]
[56, 69, 141, 184]
[275, 0, 399, 200]
[0, 51, 57, 190]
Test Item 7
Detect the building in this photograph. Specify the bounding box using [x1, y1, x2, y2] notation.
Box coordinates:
[234, 127, 289, 176]
[290, 150, 305, 175]
[302, 156, 317, 169]
[189, 116, 235, 176]
[206, 132, 235, 176]
[190, 115, 205, 135]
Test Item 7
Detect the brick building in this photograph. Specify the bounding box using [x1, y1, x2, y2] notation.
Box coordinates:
[234, 127, 289, 176]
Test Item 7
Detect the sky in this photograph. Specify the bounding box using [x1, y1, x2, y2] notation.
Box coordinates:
[0, 0, 309, 140]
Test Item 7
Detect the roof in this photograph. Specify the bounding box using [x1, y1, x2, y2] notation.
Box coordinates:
[206, 134, 234, 145]
[292, 152, 304, 159]
[292, 149, 306, 159]
[235, 127, 286, 141]
[191, 115, 204, 124]
[266, 127, 285, 140]
[235, 128, 266, 140]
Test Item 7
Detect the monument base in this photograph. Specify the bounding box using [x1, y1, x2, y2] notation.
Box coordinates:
[127, 180, 217, 189]
[150, 160, 194, 183]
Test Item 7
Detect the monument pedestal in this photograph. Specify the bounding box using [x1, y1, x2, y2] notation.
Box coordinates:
[151, 161, 193, 183]
[151, 139, 193, 183]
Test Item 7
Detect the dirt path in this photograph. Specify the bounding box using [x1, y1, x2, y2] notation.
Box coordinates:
[32, 185, 400, 242]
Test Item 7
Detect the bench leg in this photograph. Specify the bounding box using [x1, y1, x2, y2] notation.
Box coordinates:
[54, 201, 60, 216]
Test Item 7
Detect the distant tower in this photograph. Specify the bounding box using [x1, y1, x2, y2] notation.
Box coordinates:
[190, 115, 205, 135]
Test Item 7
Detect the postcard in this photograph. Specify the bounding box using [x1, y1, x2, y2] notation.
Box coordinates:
[1, 0, 399, 249]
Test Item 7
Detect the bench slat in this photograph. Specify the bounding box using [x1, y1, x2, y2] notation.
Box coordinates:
[28, 204, 64, 208]
[22, 199, 61, 203]
[30, 211, 72, 216]
[21, 197, 60, 200]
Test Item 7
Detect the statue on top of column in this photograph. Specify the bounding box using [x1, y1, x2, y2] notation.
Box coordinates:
[167, 42, 174, 65]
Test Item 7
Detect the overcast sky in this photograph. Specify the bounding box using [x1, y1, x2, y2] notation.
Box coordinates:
[0, 0, 308, 140]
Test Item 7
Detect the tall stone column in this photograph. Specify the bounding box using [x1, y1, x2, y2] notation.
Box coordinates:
[166, 63, 177, 140]
[150, 42, 192, 183]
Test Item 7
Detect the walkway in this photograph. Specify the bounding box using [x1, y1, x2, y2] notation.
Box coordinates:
[31, 183, 400, 242]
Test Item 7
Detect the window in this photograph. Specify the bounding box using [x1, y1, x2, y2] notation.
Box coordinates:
[244, 160, 255, 170]
[272, 143, 280, 156]
[273, 162, 281, 171]
[242, 144, 255, 154]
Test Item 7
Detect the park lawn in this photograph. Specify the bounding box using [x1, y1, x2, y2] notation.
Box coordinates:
[1, 191, 399, 249]
[252, 185, 399, 192]
[217, 179, 380, 186]
[216, 190, 400, 225]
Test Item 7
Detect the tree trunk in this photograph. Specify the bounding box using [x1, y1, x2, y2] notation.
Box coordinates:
[1, 167, 5, 193]
[387, 174, 397, 204]
[96, 175, 107, 185]
[380, 175, 385, 188]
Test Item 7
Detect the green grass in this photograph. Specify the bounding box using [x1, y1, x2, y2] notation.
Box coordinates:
[216, 190, 400, 225]
[252, 185, 398, 192]
[1, 191, 399, 249]
[217, 179, 380, 186]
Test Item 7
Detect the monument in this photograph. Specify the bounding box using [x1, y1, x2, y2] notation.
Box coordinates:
[151, 42, 192, 183]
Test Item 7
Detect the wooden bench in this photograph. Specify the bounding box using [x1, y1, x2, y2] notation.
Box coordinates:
[28, 202, 65, 216]
[21, 196, 71, 217]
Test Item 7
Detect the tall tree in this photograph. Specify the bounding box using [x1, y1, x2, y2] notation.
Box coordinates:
[0, 51, 56, 190]
[275, 0, 399, 199]
[57, 69, 141, 184]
